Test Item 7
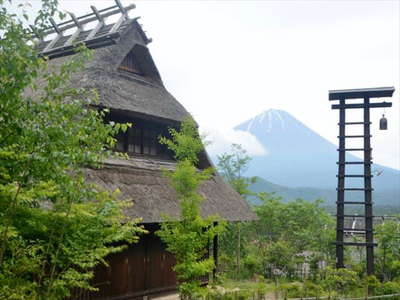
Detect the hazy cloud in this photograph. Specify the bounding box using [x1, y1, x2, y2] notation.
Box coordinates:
[204, 128, 267, 157]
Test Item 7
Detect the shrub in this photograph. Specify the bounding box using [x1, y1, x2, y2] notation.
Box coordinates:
[302, 281, 324, 297]
[377, 281, 400, 294]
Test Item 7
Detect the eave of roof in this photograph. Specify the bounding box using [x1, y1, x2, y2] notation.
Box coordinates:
[85, 157, 257, 223]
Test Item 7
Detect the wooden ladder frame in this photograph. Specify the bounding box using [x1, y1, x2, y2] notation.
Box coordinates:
[329, 87, 395, 275]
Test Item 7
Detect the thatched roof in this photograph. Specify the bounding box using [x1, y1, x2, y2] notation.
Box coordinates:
[33, 18, 190, 124]
[85, 157, 256, 223]
[32, 4, 256, 223]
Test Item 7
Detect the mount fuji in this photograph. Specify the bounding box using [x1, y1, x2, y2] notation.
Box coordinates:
[234, 109, 400, 195]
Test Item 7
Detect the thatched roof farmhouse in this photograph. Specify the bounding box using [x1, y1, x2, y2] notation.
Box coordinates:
[33, 2, 255, 299]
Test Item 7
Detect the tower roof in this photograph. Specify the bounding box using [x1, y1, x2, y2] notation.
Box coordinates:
[328, 87, 395, 101]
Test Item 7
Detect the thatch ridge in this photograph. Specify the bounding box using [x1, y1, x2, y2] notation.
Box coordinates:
[31, 22, 190, 124]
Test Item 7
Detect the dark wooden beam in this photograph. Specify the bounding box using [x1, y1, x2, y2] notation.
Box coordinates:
[337, 148, 371, 151]
[213, 222, 219, 279]
[115, 0, 128, 16]
[339, 215, 371, 218]
[337, 188, 374, 191]
[336, 175, 373, 178]
[364, 97, 375, 275]
[329, 87, 395, 100]
[41, 31, 120, 57]
[91, 5, 104, 22]
[336, 99, 345, 269]
[337, 201, 374, 205]
[337, 161, 373, 165]
[342, 228, 372, 232]
[334, 242, 378, 247]
[85, 6, 106, 41]
[65, 12, 83, 46]
[40, 4, 135, 36]
[49, 17, 61, 34]
[332, 102, 392, 109]
[338, 122, 371, 125]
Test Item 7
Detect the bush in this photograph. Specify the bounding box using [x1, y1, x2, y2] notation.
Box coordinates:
[377, 281, 400, 294]
[202, 279, 270, 300]
[302, 281, 324, 297]
[242, 254, 263, 278]
[202, 285, 256, 300]
[278, 282, 303, 298]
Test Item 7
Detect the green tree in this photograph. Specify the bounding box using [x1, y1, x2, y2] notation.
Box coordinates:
[157, 118, 225, 299]
[252, 193, 286, 244]
[264, 240, 297, 279]
[0, 1, 145, 298]
[322, 267, 359, 298]
[363, 275, 381, 297]
[217, 144, 335, 281]
[253, 196, 335, 273]
[375, 217, 400, 281]
[217, 144, 256, 278]
[217, 144, 256, 197]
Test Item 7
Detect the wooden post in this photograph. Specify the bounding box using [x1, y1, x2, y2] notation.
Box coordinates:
[236, 222, 241, 278]
[213, 222, 219, 279]
[336, 98, 346, 269]
[363, 97, 374, 275]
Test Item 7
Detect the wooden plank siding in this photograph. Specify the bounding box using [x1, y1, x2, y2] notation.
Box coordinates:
[71, 224, 177, 300]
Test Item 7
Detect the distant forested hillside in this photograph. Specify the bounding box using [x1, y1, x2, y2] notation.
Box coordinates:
[249, 176, 400, 210]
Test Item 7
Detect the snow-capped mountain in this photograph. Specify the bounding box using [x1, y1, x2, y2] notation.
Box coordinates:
[234, 109, 400, 193]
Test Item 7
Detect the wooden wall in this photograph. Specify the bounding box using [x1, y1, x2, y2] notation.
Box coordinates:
[73, 223, 177, 300]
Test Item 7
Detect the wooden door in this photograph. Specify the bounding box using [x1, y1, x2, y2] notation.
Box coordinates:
[145, 224, 177, 291]
[89, 224, 177, 299]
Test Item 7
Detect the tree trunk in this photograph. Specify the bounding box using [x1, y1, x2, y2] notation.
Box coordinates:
[382, 247, 386, 281]
[236, 222, 241, 278]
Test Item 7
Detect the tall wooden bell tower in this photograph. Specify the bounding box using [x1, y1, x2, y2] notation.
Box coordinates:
[329, 87, 395, 275]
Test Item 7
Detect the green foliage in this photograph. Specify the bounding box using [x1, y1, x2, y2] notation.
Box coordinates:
[302, 281, 324, 297]
[363, 275, 381, 296]
[253, 195, 335, 255]
[241, 251, 263, 278]
[376, 217, 400, 281]
[0, 1, 145, 299]
[321, 267, 360, 297]
[157, 117, 225, 299]
[159, 117, 205, 165]
[360, 275, 400, 296]
[240, 195, 335, 280]
[264, 240, 297, 276]
[277, 282, 303, 299]
[217, 144, 257, 198]
[278, 281, 325, 298]
[202, 279, 271, 300]
[217, 144, 335, 281]
[377, 280, 400, 294]
[217, 144, 258, 279]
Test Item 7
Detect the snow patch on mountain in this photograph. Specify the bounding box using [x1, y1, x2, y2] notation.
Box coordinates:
[245, 109, 288, 133]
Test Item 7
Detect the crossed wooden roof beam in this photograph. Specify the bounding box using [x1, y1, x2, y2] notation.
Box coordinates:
[32, 0, 137, 58]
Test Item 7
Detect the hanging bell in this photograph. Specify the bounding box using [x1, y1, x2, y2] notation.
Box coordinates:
[379, 114, 387, 130]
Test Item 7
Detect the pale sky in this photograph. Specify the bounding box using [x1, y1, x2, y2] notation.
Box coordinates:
[10, 0, 400, 170]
